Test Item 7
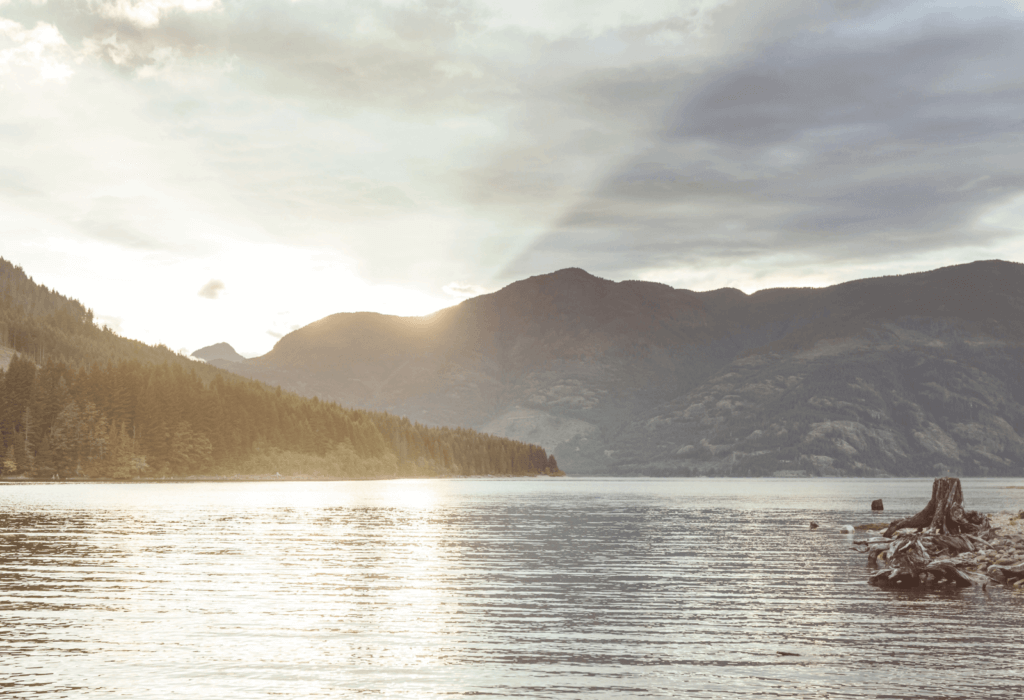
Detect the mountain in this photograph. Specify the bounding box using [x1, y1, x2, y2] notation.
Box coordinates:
[192, 342, 247, 365]
[0, 257, 561, 480]
[208, 260, 1024, 477]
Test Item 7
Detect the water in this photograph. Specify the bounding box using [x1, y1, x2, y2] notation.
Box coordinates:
[2, 478, 1023, 699]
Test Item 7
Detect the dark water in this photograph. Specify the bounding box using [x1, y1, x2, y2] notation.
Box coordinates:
[2, 478, 1023, 699]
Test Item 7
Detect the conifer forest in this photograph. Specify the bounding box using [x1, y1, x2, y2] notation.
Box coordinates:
[0, 258, 562, 480]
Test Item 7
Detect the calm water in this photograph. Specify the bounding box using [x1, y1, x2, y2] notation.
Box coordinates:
[2, 478, 1023, 699]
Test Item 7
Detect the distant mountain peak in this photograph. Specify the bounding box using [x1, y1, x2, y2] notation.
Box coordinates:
[192, 342, 246, 364]
[511, 267, 609, 287]
[548, 267, 600, 277]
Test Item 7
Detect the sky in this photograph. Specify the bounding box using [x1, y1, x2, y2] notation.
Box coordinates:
[2, 0, 1024, 358]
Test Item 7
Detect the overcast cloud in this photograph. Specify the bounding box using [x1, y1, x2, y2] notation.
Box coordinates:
[2, 0, 1023, 354]
[197, 278, 224, 299]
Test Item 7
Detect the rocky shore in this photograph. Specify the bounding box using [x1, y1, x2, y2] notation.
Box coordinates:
[961, 510, 1024, 586]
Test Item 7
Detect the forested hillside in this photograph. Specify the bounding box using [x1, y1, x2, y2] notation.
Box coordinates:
[0, 258, 561, 479]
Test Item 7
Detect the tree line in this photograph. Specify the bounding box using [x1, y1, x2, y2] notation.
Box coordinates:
[0, 258, 561, 479]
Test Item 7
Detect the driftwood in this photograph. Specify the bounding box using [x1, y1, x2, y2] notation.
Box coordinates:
[855, 477, 995, 589]
[857, 530, 986, 588]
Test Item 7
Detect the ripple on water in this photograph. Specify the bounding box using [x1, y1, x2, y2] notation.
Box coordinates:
[1, 478, 1023, 699]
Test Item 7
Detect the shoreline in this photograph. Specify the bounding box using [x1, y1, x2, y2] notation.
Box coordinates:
[2, 475, 1022, 485]
[0, 474, 562, 484]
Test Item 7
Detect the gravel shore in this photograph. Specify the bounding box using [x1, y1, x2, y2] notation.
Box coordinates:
[964, 510, 1024, 584]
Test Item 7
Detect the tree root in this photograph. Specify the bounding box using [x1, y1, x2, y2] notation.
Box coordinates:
[855, 477, 997, 590]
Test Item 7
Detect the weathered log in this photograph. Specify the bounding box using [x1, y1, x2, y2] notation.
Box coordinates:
[882, 477, 990, 538]
[864, 533, 981, 589]
[868, 560, 979, 589]
[853, 535, 890, 567]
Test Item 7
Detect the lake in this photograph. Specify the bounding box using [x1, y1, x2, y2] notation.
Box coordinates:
[2, 478, 1023, 698]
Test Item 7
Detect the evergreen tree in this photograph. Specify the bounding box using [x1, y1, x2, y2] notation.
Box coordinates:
[48, 400, 83, 474]
[1, 354, 36, 459]
[97, 422, 135, 479]
[2, 445, 15, 476]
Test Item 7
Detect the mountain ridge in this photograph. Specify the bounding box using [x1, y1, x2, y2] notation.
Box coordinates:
[199, 259, 1024, 477]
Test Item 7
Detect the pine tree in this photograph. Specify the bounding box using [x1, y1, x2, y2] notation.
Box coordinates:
[34, 433, 54, 479]
[49, 400, 83, 474]
[1, 354, 36, 455]
[98, 421, 134, 479]
[18, 406, 34, 473]
[2, 445, 15, 476]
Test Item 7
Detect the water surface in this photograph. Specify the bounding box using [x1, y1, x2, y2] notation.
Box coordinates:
[2, 478, 1023, 698]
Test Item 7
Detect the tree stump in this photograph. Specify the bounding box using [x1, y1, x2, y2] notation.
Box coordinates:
[871, 499, 884, 511]
[882, 477, 990, 538]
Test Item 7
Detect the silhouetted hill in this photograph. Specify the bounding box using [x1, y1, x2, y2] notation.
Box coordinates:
[192, 342, 247, 365]
[212, 260, 1024, 477]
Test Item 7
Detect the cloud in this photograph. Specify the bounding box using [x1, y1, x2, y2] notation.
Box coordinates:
[91, 1, 222, 29]
[198, 279, 224, 299]
[0, 17, 73, 81]
[501, 2, 1024, 282]
[667, 21, 1023, 149]
[77, 196, 170, 249]
[3, 0, 1024, 325]
[6, 0, 504, 108]
[443, 281, 486, 299]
